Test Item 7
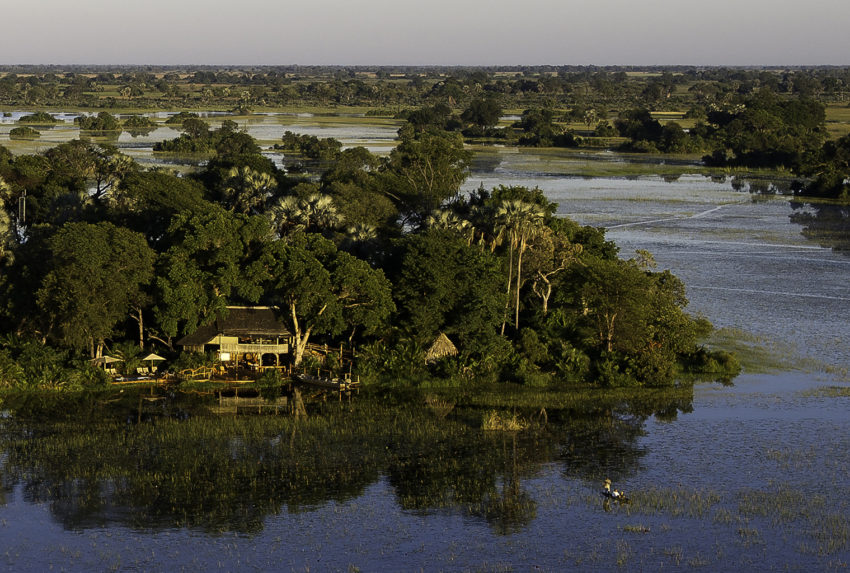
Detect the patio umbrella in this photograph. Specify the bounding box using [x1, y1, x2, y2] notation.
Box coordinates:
[140, 353, 166, 371]
[91, 355, 123, 366]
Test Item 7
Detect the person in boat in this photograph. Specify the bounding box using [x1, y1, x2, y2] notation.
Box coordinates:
[603, 478, 626, 500]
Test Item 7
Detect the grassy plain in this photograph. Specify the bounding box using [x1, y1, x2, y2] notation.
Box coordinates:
[825, 103, 850, 137]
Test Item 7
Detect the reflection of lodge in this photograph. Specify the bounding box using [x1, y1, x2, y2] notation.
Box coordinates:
[177, 306, 292, 371]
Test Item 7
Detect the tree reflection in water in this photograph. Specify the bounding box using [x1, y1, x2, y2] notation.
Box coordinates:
[0, 386, 693, 535]
[790, 201, 850, 253]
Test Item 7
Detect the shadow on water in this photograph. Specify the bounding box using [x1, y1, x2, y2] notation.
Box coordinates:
[0, 386, 693, 536]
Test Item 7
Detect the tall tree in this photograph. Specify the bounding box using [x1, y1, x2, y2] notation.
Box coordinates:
[36, 222, 155, 357]
[390, 230, 505, 354]
[495, 200, 545, 332]
[153, 206, 269, 345]
[261, 232, 394, 366]
[383, 124, 471, 224]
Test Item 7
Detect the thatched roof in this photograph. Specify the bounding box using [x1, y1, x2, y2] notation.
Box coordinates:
[425, 332, 458, 363]
[177, 306, 291, 347]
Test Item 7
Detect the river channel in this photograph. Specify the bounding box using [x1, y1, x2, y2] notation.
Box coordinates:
[1, 115, 849, 571]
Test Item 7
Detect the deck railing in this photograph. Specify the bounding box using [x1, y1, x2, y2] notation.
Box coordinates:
[219, 342, 289, 355]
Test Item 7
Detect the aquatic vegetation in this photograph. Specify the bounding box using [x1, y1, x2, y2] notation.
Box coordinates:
[482, 410, 529, 431]
[706, 328, 801, 373]
[799, 385, 850, 398]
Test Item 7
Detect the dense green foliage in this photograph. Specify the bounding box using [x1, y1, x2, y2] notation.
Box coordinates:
[0, 102, 741, 389]
[75, 111, 120, 131]
[8, 126, 39, 139]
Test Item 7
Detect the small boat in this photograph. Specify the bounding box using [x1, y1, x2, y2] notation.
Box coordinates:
[602, 478, 630, 503]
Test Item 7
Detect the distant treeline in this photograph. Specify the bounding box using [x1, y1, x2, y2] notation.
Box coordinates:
[2, 66, 850, 111]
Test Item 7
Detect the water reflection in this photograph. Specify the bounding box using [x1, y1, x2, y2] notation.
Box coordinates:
[0, 387, 693, 535]
[789, 201, 850, 254]
[730, 175, 795, 195]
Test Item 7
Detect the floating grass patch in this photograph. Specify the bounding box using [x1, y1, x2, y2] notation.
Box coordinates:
[736, 526, 762, 545]
[712, 507, 735, 525]
[622, 523, 651, 533]
[687, 552, 710, 567]
[806, 513, 850, 556]
[615, 539, 633, 566]
[737, 485, 822, 522]
[630, 486, 722, 518]
[663, 546, 684, 566]
[764, 447, 819, 471]
[799, 385, 850, 398]
[482, 410, 529, 431]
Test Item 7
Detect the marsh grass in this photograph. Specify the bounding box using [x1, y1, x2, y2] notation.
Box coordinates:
[614, 539, 633, 566]
[482, 410, 529, 431]
[424, 395, 455, 419]
[687, 552, 710, 567]
[663, 545, 684, 565]
[737, 486, 821, 522]
[799, 385, 850, 398]
[630, 486, 722, 518]
[705, 327, 802, 373]
[622, 523, 651, 533]
[437, 383, 694, 412]
[728, 481, 850, 557]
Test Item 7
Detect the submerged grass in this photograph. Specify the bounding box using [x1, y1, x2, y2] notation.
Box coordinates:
[705, 327, 802, 373]
[630, 486, 723, 518]
[432, 383, 695, 412]
[799, 385, 850, 398]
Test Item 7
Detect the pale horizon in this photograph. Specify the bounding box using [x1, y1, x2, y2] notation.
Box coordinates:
[2, 0, 849, 67]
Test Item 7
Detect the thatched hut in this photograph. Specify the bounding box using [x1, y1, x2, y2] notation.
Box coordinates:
[425, 332, 458, 364]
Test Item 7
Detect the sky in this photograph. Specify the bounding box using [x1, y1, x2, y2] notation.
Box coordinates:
[3, 0, 850, 66]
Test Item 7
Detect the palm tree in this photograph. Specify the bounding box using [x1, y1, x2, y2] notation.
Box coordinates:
[223, 166, 276, 214]
[495, 200, 545, 332]
[346, 222, 378, 243]
[342, 222, 379, 261]
[425, 209, 474, 244]
[269, 196, 302, 236]
[268, 193, 343, 236]
[300, 193, 343, 232]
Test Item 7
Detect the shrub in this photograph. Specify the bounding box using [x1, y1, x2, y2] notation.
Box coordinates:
[9, 126, 40, 139]
[18, 111, 57, 124]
